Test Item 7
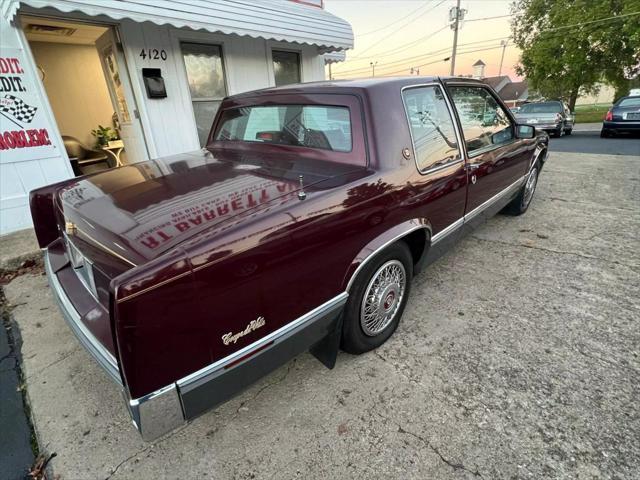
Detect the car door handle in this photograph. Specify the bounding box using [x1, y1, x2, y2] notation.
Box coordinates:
[465, 163, 481, 171]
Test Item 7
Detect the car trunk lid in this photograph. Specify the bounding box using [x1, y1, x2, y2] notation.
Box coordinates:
[56, 149, 366, 268]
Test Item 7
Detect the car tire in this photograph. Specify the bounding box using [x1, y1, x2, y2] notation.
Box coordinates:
[341, 242, 413, 355]
[503, 162, 540, 216]
[600, 129, 610, 138]
[555, 126, 564, 137]
[564, 128, 572, 135]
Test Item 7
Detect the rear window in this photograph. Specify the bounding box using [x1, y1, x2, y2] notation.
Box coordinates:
[618, 97, 640, 107]
[518, 102, 562, 113]
[214, 105, 352, 152]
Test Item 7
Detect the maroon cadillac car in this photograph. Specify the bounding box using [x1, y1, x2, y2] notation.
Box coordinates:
[30, 77, 548, 440]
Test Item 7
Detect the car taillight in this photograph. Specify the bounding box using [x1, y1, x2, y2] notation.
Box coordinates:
[605, 110, 613, 121]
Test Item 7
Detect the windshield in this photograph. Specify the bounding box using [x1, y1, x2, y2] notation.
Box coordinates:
[618, 97, 640, 107]
[215, 105, 352, 152]
[518, 102, 562, 114]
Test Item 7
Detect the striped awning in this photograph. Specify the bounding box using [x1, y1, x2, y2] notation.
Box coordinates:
[3, 0, 353, 52]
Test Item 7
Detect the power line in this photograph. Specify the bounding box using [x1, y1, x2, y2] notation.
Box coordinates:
[380, 44, 506, 77]
[336, 25, 449, 73]
[334, 10, 640, 78]
[356, 1, 436, 36]
[352, 0, 448, 58]
[347, 24, 450, 61]
[464, 14, 511, 22]
[534, 10, 640, 34]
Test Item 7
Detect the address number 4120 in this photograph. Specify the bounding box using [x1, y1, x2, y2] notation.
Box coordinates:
[139, 49, 167, 61]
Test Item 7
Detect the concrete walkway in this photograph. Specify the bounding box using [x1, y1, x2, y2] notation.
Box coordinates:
[4, 152, 640, 479]
[0, 228, 39, 273]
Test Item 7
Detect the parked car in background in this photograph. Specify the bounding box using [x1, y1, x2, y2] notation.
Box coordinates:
[509, 106, 520, 114]
[30, 77, 548, 441]
[515, 100, 574, 137]
[601, 96, 640, 137]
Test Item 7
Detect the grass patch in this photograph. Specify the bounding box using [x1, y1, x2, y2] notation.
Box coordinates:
[574, 104, 609, 123]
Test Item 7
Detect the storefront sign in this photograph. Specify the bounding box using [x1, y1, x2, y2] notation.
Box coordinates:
[0, 48, 57, 161]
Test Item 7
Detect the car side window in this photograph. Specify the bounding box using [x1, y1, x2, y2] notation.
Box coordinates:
[402, 85, 460, 172]
[448, 86, 514, 154]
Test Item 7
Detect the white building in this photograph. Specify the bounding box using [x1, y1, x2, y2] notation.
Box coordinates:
[0, 0, 353, 235]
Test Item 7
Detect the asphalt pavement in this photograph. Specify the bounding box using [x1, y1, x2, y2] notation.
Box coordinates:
[550, 123, 640, 156]
[2, 133, 639, 479]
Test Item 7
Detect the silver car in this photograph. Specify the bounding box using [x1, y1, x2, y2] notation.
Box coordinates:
[515, 101, 574, 137]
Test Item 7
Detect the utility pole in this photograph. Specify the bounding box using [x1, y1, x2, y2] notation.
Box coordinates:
[498, 40, 508, 76]
[370, 61, 378, 77]
[449, 0, 466, 76]
[328, 62, 333, 80]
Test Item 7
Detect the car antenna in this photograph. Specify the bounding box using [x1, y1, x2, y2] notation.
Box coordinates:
[298, 175, 307, 200]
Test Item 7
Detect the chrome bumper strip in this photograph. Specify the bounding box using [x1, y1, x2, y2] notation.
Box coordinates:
[44, 251, 122, 385]
[177, 292, 349, 390]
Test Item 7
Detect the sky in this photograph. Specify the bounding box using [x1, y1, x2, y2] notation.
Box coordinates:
[323, 0, 521, 80]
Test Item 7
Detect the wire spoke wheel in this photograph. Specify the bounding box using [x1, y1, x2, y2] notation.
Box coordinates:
[360, 260, 406, 336]
[522, 167, 538, 208]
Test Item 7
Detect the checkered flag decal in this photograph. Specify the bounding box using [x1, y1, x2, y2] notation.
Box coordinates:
[0, 94, 38, 124]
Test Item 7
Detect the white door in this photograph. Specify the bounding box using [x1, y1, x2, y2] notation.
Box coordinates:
[96, 29, 148, 163]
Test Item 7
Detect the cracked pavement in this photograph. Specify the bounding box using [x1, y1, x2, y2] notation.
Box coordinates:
[4, 150, 640, 479]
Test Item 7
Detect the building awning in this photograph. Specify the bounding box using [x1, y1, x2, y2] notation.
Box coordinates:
[323, 51, 346, 64]
[3, 0, 353, 52]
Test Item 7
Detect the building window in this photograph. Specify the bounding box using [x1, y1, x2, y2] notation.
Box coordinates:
[181, 43, 227, 147]
[272, 50, 301, 86]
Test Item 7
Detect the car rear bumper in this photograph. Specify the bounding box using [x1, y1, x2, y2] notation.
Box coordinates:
[45, 249, 122, 384]
[46, 243, 347, 440]
[537, 124, 562, 131]
[602, 121, 640, 132]
[126, 292, 347, 440]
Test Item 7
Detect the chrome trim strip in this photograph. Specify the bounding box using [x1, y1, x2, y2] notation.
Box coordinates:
[400, 83, 465, 175]
[116, 270, 193, 303]
[429, 175, 526, 244]
[421, 158, 464, 175]
[464, 176, 526, 223]
[431, 218, 464, 245]
[176, 292, 349, 389]
[44, 251, 122, 385]
[345, 224, 431, 292]
[76, 226, 137, 267]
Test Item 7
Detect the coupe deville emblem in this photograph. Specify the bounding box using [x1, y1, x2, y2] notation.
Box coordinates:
[65, 221, 77, 235]
[222, 317, 266, 346]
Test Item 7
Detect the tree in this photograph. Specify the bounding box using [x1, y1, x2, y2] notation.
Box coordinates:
[511, 0, 640, 110]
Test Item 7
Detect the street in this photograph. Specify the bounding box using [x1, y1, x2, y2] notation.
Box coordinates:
[550, 123, 640, 156]
[3, 131, 639, 479]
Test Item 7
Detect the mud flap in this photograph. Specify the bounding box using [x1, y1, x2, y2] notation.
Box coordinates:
[310, 313, 343, 369]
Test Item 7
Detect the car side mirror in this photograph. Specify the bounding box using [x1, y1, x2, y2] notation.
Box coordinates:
[516, 124, 535, 139]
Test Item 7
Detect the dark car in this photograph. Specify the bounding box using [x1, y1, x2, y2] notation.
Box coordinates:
[601, 96, 640, 137]
[515, 100, 574, 137]
[30, 77, 548, 440]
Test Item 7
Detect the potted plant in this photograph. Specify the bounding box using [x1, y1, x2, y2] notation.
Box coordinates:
[91, 125, 120, 148]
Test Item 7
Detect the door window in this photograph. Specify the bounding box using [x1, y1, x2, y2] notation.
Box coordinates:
[272, 50, 301, 86]
[448, 86, 513, 154]
[402, 85, 460, 172]
[181, 43, 227, 146]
